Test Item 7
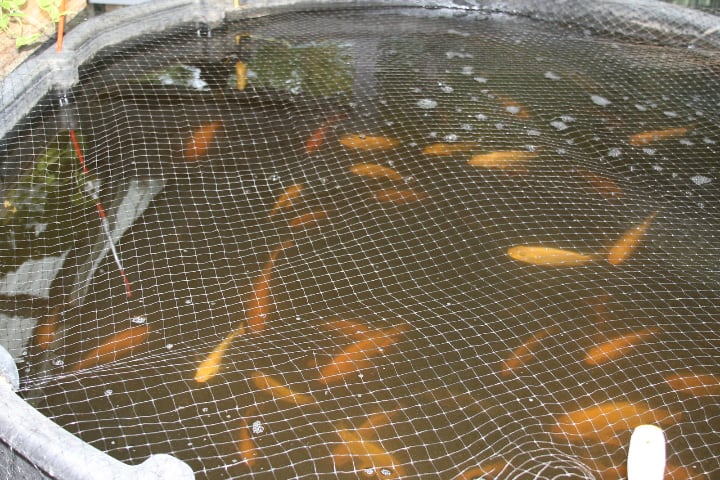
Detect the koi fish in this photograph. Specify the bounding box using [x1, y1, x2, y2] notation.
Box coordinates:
[246, 240, 293, 334]
[468, 150, 537, 171]
[194, 324, 246, 383]
[664, 372, 720, 397]
[584, 327, 661, 366]
[575, 169, 624, 200]
[333, 428, 406, 478]
[288, 210, 329, 231]
[607, 211, 658, 266]
[340, 134, 400, 151]
[321, 318, 373, 340]
[235, 61, 247, 91]
[237, 406, 259, 467]
[31, 304, 62, 351]
[305, 113, 347, 154]
[422, 142, 481, 156]
[269, 183, 303, 217]
[250, 370, 317, 407]
[499, 327, 557, 378]
[507, 245, 597, 267]
[628, 125, 693, 146]
[71, 324, 150, 372]
[375, 189, 428, 205]
[317, 324, 407, 385]
[552, 401, 682, 446]
[349, 163, 403, 182]
[454, 461, 507, 480]
[495, 94, 530, 118]
[183, 121, 222, 160]
[665, 462, 708, 480]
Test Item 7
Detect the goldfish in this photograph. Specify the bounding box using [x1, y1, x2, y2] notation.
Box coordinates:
[317, 324, 407, 385]
[250, 370, 317, 407]
[194, 324, 246, 383]
[507, 245, 597, 267]
[499, 327, 557, 378]
[575, 169, 624, 199]
[340, 134, 400, 151]
[628, 126, 693, 146]
[584, 327, 661, 366]
[237, 406, 259, 467]
[333, 428, 406, 478]
[467, 150, 537, 171]
[235, 61, 247, 91]
[607, 211, 658, 266]
[664, 372, 720, 397]
[268, 183, 303, 217]
[71, 324, 150, 372]
[357, 409, 400, 440]
[246, 240, 293, 334]
[183, 121, 222, 160]
[422, 142, 481, 156]
[551, 401, 682, 446]
[288, 210, 329, 231]
[454, 461, 507, 480]
[348, 163, 403, 182]
[305, 113, 347, 154]
[495, 94, 530, 118]
[31, 304, 62, 351]
[375, 189, 428, 205]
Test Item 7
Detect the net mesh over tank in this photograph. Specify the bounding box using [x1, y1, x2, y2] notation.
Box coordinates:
[2, 2, 720, 479]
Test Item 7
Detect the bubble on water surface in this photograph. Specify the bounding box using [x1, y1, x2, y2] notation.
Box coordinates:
[590, 94, 611, 106]
[690, 175, 712, 185]
[544, 71, 561, 80]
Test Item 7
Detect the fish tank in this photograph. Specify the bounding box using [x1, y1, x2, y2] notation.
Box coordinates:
[0, 0, 719, 478]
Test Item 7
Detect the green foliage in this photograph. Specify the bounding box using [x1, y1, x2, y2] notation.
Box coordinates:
[0, 0, 65, 48]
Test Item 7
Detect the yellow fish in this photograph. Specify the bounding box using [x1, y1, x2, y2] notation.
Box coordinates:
[250, 370, 317, 407]
[468, 150, 537, 171]
[340, 134, 400, 151]
[664, 372, 720, 397]
[194, 324, 246, 383]
[628, 125, 693, 146]
[269, 183, 303, 217]
[507, 245, 597, 267]
[584, 327, 661, 366]
[422, 142, 480, 156]
[333, 428, 406, 478]
[607, 211, 657, 266]
[349, 163, 403, 182]
[71, 324, 150, 372]
[235, 61, 247, 91]
[499, 327, 558, 378]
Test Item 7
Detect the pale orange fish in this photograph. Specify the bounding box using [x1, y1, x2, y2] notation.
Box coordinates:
[269, 183, 303, 217]
[235, 61, 247, 91]
[584, 327, 661, 366]
[664, 372, 720, 397]
[183, 120, 222, 160]
[495, 94, 530, 118]
[317, 324, 407, 385]
[454, 461, 508, 480]
[468, 150, 537, 171]
[628, 125, 693, 146]
[340, 134, 400, 151]
[665, 462, 708, 480]
[194, 324, 246, 383]
[305, 113, 347, 154]
[31, 304, 62, 351]
[607, 211, 658, 266]
[500, 327, 558, 378]
[422, 142, 481, 156]
[348, 163, 403, 182]
[321, 318, 373, 339]
[575, 169, 624, 200]
[250, 370, 317, 407]
[288, 209, 329, 231]
[552, 401, 682, 446]
[333, 428, 406, 478]
[507, 245, 597, 267]
[237, 406, 259, 467]
[246, 240, 293, 334]
[375, 188, 428, 205]
[357, 409, 400, 440]
[71, 324, 150, 372]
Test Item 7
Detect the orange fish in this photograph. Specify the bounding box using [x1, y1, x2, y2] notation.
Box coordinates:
[507, 245, 597, 267]
[250, 370, 317, 407]
[322, 318, 373, 340]
[552, 401, 683, 446]
[584, 327, 661, 366]
[495, 95, 530, 118]
[31, 304, 62, 351]
[349, 163, 403, 182]
[500, 327, 557, 378]
[237, 406, 259, 467]
[288, 210, 329, 231]
[468, 150, 537, 171]
[235, 61, 247, 91]
[664, 372, 720, 397]
[628, 126, 692, 146]
[71, 324, 150, 372]
[305, 114, 347, 154]
[375, 189, 428, 205]
[194, 324, 246, 383]
[183, 121, 222, 160]
[454, 461, 508, 480]
[665, 462, 708, 480]
[269, 183, 303, 217]
[575, 169, 624, 200]
[422, 142, 480, 156]
[340, 134, 400, 151]
[357, 409, 400, 440]
[333, 428, 406, 478]
[317, 324, 407, 385]
[246, 240, 293, 334]
[607, 211, 658, 266]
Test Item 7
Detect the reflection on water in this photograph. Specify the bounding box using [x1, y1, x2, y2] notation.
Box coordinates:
[11, 6, 720, 479]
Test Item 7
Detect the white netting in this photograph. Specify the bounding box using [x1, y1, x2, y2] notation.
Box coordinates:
[1, 1, 719, 479]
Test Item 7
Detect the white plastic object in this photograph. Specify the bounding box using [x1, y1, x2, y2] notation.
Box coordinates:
[628, 424, 666, 480]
